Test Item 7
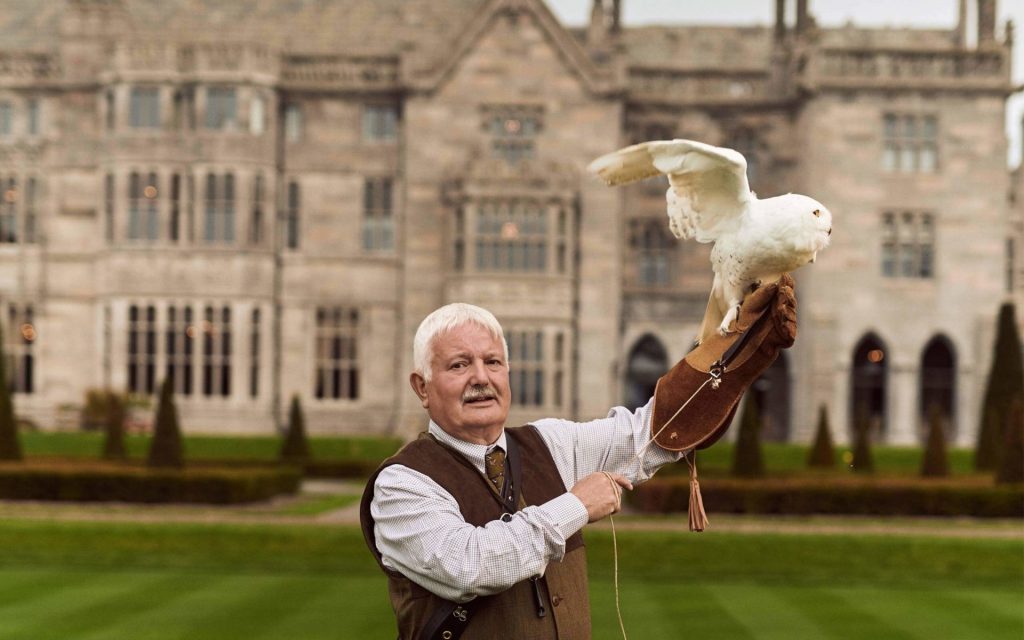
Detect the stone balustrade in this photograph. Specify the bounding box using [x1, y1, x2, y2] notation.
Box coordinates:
[280, 55, 399, 91]
[627, 67, 770, 105]
[0, 52, 60, 82]
[812, 47, 1009, 88]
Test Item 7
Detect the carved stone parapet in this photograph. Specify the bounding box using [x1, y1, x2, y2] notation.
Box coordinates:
[811, 48, 1009, 90]
[280, 55, 399, 91]
[627, 67, 769, 106]
[113, 42, 176, 72]
[0, 52, 61, 82]
[176, 42, 277, 75]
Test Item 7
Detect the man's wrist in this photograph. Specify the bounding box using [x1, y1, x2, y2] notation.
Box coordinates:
[548, 492, 589, 538]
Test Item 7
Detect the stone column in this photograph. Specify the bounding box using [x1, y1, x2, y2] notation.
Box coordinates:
[888, 362, 918, 445]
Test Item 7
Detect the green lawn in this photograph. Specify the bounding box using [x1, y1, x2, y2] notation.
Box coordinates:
[19, 432, 402, 463]
[0, 519, 1019, 639]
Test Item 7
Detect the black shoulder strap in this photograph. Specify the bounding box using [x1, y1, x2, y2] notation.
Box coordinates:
[505, 429, 524, 514]
[417, 432, 527, 640]
[419, 602, 476, 640]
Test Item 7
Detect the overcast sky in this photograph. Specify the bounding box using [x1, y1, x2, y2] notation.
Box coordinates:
[546, 0, 1024, 168]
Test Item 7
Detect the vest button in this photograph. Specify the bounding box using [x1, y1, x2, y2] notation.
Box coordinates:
[552, 595, 562, 607]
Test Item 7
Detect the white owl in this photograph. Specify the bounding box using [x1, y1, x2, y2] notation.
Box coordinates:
[588, 139, 833, 344]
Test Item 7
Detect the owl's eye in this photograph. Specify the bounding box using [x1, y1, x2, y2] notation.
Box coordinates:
[812, 209, 821, 217]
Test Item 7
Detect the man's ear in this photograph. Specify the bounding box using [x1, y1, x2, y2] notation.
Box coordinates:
[409, 372, 429, 409]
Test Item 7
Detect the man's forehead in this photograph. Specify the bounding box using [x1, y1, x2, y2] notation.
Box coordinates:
[432, 323, 503, 354]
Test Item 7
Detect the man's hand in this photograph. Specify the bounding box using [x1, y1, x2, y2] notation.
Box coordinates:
[571, 472, 633, 523]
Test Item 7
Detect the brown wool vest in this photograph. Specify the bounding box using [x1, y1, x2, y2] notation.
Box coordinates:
[360, 425, 591, 640]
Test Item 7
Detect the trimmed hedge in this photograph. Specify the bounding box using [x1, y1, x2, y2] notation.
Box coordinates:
[633, 476, 1024, 518]
[0, 462, 301, 504]
[304, 459, 379, 479]
[185, 458, 379, 479]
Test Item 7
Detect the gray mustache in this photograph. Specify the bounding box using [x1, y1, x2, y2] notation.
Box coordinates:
[462, 386, 497, 402]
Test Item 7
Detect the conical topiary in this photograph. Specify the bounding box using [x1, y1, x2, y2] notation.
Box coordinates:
[731, 394, 765, 478]
[807, 404, 836, 469]
[146, 378, 184, 469]
[975, 303, 1024, 470]
[279, 394, 311, 463]
[996, 396, 1023, 484]
[851, 403, 874, 474]
[921, 404, 950, 478]
[0, 319, 22, 461]
[101, 391, 127, 460]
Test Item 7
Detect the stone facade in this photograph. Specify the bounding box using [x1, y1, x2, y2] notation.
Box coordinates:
[0, 0, 1017, 445]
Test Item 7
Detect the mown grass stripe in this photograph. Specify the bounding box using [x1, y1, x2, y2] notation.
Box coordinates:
[0, 571, 168, 638]
[3, 572, 205, 640]
[842, 585, 1023, 640]
[706, 583, 827, 639]
[773, 586, 918, 640]
[593, 581, 757, 639]
[0, 568, 104, 627]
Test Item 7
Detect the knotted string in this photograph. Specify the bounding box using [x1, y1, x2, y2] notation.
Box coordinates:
[605, 375, 716, 639]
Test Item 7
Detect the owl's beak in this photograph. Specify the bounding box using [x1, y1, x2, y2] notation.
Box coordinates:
[828, 227, 832, 236]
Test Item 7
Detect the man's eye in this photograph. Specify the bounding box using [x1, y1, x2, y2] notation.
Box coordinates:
[451, 362, 466, 370]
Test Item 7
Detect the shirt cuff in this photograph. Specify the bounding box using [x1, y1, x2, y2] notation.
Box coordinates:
[542, 492, 589, 540]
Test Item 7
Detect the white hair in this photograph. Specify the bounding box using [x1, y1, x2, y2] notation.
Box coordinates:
[413, 303, 508, 382]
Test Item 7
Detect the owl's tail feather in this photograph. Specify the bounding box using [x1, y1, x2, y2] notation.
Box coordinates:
[587, 143, 662, 186]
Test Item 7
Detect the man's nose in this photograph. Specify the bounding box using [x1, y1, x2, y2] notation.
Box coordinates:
[467, 359, 489, 382]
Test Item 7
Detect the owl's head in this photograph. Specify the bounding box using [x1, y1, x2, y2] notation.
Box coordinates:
[776, 193, 833, 252]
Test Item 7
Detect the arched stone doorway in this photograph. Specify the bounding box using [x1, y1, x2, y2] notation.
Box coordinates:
[750, 352, 791, 442]
[919, 335, 956, 441]
[625, 334, 668, 410]
[851, 333, 888, 438]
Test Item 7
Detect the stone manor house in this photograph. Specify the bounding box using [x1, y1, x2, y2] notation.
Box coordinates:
[0, 0, 1020, 444]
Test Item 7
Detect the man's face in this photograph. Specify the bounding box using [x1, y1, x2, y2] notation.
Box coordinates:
[410, 322, 511, 445]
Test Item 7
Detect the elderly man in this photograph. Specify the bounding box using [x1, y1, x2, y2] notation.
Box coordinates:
[360, 277, 797, 639]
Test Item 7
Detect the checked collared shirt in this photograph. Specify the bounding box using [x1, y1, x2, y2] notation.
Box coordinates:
[370, 397, 683, 603]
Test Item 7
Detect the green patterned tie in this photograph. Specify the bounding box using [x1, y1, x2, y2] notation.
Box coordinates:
[485, 448, 506, 493]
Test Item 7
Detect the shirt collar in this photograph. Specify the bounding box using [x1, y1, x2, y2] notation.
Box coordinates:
[428, 420, 506, 475]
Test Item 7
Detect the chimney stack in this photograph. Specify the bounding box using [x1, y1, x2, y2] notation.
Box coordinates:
[977, 0, 996, 45]
[956, 0, 968, 46]
[775, 0, 786, 41]
[588, 0, 620, 45]
[796, 0, 809, 35]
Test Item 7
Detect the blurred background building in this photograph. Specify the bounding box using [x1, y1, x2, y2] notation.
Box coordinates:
[0, 0, 1019, 444]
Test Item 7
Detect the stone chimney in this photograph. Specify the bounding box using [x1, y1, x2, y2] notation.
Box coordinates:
[795, 0, 809, 35]
[977, 0, 996, 45]
[588, 0, 621, 46]
[775, 0, 787, 41]
[956, 0, 968, 46]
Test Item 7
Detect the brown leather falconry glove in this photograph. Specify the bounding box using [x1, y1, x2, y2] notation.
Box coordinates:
[651, 273, 797, 453]
[649, 274, 796, 531]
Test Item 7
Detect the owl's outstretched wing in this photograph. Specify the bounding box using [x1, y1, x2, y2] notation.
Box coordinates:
[588, 139, 753, 242]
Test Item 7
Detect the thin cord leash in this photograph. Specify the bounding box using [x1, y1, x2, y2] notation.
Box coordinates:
[605, 374, 716, 640]
[601, 471, 628, 640]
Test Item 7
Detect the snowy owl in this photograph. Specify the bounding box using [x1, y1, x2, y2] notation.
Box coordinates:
[588, 138, 833, 344]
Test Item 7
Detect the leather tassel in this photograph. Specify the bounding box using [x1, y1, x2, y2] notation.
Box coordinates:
[686, 452, 709, 532]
